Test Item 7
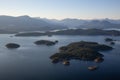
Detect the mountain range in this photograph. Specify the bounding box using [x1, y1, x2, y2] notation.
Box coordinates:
[42, 18, 120, 29]
[0, 15, 120, 33]
[0, 15, 67, 33]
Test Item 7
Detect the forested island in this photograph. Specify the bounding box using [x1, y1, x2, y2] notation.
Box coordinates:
[15, 29, 120, 36]
[50, 41, 113, 64]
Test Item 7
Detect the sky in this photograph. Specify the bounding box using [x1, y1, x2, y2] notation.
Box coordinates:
[0, 0, 120, 19]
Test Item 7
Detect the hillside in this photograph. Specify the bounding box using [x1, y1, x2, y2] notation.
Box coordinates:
[0, 15, 67, 33]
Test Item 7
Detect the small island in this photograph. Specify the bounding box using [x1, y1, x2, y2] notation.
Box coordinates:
[5, 43, 20, 49]
[50, 41, 113, 64]
[34, 40, 58, 46]
[105, 38, 116, 45]
[105, 38, 114, 42]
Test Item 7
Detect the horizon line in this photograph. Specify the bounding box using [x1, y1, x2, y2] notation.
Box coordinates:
[0, 15, 120, 20]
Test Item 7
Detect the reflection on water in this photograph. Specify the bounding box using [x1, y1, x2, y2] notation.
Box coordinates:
[0, 34, 120, 80]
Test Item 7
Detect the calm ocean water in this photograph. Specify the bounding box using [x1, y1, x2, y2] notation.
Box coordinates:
[0, 34, 120, 80]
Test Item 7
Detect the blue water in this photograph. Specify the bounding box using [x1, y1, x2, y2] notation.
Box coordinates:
[0, 34, 120, 80]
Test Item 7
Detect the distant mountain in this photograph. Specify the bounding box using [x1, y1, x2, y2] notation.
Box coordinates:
[77, 20, 120, 29]
[41, 18, 88, 28]
[103, 18, 120, 24]
[0, 15, 120, 34]
[59, 18, 87, 28]
[42, 18, 120, 29]
[0, 15, 67, 33]
[41, 18, 60, 24]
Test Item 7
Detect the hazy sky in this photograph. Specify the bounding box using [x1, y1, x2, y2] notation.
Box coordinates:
[0, 0, 120, 19]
